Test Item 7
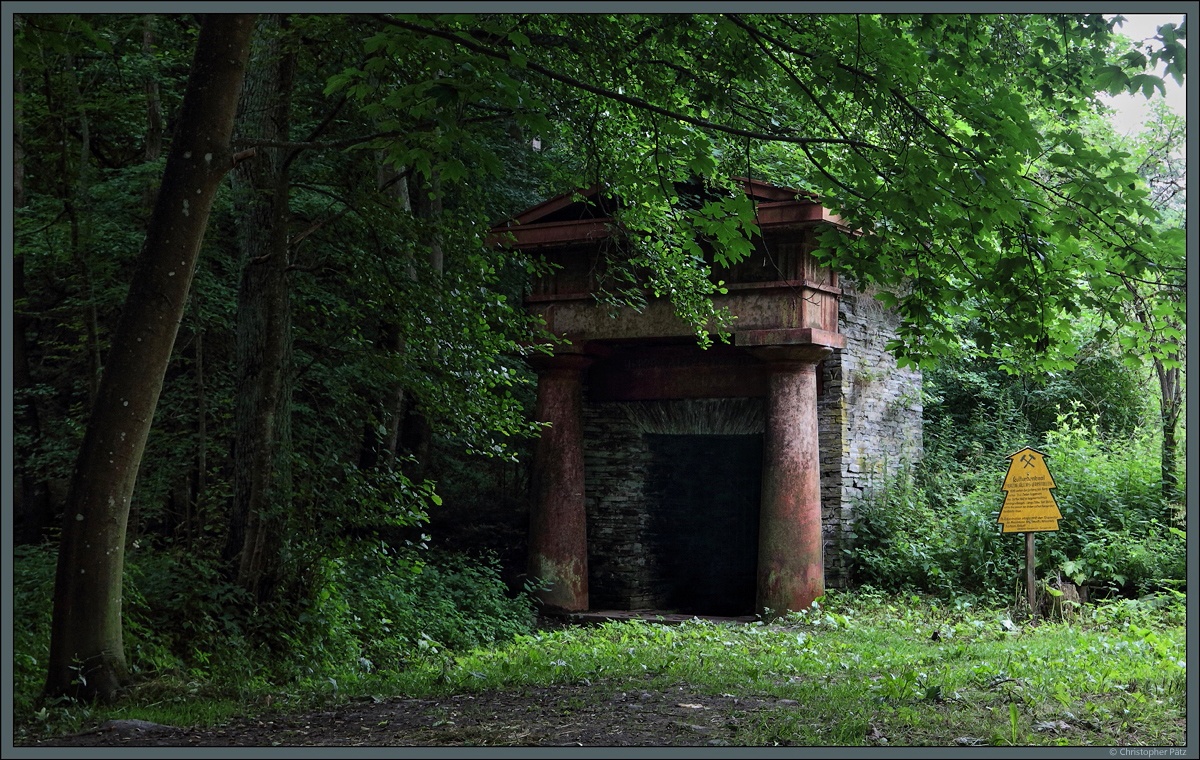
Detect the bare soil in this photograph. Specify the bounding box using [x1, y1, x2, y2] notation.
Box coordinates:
[29, 682, 797, 747]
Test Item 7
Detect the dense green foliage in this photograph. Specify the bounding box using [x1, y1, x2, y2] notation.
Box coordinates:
[14, 13, 551, 698]
[848, 383, 1185, 602]
[338, 13, 1186, 366]
[923, 350, 1149, 458]
[845, 83, 1186, 604]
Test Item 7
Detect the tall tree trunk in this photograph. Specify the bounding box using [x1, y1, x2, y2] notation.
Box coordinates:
[14, 60, 54, 544]
[44, 14, 255, 703]
[382, 325, 407, 465]
[13, 252, 53, 544]
[1155, 357, 1182, 502]
[397, 171, 443, 479]
[359, 159, 410, 470]
[222, 14, 297, 604]
[1119, 271, 1185, 506]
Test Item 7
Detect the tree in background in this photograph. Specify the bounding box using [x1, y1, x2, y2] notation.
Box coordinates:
[221, 13, 298, 604]
[1117, 101, 1186, 501]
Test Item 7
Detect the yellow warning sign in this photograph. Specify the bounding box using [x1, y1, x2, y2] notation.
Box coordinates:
[998, 447, 1061, 533]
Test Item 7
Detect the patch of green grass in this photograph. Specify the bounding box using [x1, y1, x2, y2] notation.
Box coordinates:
[390, 590, 1185, 746]
[12, 671, 343, 745]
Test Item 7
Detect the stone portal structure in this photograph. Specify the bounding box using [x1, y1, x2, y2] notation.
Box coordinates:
[493, 179, 921, 617]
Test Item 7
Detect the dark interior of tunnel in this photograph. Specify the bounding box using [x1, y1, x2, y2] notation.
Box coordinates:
[643, 433, 763, 616]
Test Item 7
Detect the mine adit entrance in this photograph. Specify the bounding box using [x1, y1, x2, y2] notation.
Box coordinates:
[583, 393, 779, 617]
[494, 178, 847, 617]
[643, 433, 763, 616]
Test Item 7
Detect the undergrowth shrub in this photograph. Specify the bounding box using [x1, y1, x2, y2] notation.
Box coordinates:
[846, 465, 1020, 601]
[1041, 524, 1186, 596]
[1035, 410, 1183, 595]
[1087, 588, 1187, 629]
[14, 543, 265, 715]
[123, 548, 253, 678]
[298, 546, 537, 679]
[1040, 412, 1171, 529]
[848, 410, 1183, 600]
[13, 544, 57, 716]
[13, 540, 536, 719]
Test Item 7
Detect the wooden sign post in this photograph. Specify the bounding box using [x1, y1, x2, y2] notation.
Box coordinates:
[998, 447, 1061, 621]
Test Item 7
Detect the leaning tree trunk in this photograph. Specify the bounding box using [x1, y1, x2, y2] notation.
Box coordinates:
[44, 14, 255, 703]
[222, 14, 297, 604]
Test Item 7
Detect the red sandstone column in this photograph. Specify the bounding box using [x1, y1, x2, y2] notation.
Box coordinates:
[750, 345, 832, 617]
[527, 352, 592, 612]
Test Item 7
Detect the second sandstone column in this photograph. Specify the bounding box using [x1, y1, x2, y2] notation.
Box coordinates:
[749, 344, 832, 616]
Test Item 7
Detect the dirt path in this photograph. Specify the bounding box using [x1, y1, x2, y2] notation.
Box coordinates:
[28, 682, 798, 747]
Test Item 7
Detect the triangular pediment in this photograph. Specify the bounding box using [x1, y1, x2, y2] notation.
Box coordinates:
[490, 178, 834, 249]
[503, 178, 813, 226]
[507, 185, 620, 226]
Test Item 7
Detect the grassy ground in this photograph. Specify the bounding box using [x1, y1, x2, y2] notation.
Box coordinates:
[13, 588, 1188, 747]
[423, 589, 1188, 746]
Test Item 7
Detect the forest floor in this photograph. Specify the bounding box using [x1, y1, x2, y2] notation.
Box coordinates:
[28, 615, 782, 748]
[29, 683, 782, 747]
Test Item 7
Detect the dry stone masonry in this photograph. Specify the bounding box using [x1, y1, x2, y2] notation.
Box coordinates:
[819, 280, 923, 586]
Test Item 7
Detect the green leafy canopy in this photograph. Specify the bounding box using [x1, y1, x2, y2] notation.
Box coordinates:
[327, 12, 1183, 369]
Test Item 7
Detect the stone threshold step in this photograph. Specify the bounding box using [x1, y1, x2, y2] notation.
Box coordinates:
[547, 609, 757, 626]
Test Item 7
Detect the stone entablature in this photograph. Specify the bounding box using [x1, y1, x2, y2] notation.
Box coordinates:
[518, 225, 841, 344]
